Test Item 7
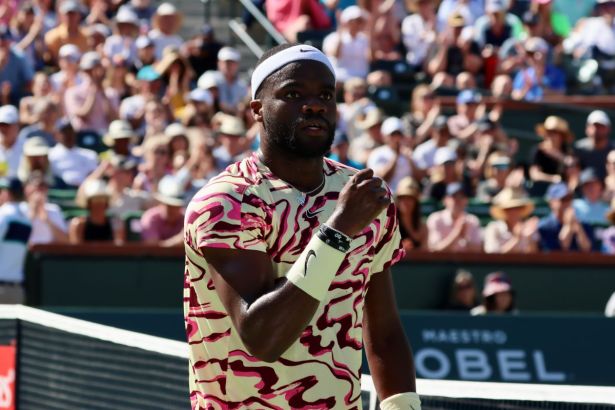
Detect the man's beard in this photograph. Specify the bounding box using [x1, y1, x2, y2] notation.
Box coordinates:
[263, 114, 335, 158]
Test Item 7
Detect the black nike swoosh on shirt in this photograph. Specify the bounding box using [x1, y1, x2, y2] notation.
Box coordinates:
[304, 250, 316, 277]
[304, 208, 324, 219]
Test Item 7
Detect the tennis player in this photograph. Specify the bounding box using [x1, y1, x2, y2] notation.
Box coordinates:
[184, 43, 420, 410]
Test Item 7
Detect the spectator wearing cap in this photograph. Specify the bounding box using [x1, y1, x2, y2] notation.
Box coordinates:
[103, 6, 140, 66]
[0, 105, 23, 178]
[140, 175, 185, 247]
[529, 116, 571, 192]
[20, 172, 68, 245]
[212, 114, 248, 172]
[323, 6, 370, 82]
[512, 37, 566, 101]
[71, 178, 123, 243]
[436, 0, 484, 32]
[178, 88, 214, 128]
[216, 47, 248, 115]
[367, 117, 413, 192]
[132, 35, 156, 73]
[16, 98, 59, 147]
[0, 25, 34, 106]
[402, 0, 437, 70]
[17, 136, 53, 185]
[48, 120, 98, 188]
[0, 177, 31, 303]
[329, 130, 364, 170]
[44, 0, 88, 62]
[338, 77, 374, 141]
[426, 182, 482, 252]
[65, 51, 119, 134]
[412, 115, 452, 172]
[471, 272, 517, 315]
[149, 2, 183, 59]
[197, 70, 224, 113]
[574, 110, 614, 180]
[184, 23, 224, 78]
[396, 176, 427, 251]
[349, 108, 385, 166]
[477, 151, 515, 202]
[19, 73, 52, 126]
[573, 168, 610, 225]
[424, 146, 461, 202]
[118, 65, 162, 133]
[538, 182, 598, 251]
[265, 0, 331, 42]
[448, 89, 483, 140]
[426, 11, 483, 83]
[603, 199, 615, 254]
[484, 187, 539, 253]
[49, 44, 84, 94]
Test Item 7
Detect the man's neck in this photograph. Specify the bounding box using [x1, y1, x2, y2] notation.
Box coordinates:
[260, 143, 324, 193]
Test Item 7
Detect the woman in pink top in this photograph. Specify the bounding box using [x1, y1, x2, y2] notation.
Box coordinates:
[265, 0, 331, 42]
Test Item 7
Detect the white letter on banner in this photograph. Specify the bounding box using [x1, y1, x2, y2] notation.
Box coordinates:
[534, 351, 566, 382]
[415, 348, 450, 379]
[455, 349, 492, 380]
[497, 350, 531, 381]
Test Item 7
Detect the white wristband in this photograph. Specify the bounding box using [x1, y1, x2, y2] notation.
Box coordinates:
[286, 234, 346, 301]
[380, 392, 422, 410]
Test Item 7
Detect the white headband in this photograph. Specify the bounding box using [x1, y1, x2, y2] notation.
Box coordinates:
[250, 45, 336, 99]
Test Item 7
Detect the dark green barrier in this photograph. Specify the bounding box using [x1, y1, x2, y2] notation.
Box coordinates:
[391, 252, 615, 313]
[27, 246, 615, 313]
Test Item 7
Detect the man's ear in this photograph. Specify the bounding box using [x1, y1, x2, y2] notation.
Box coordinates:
[250, 100, 263, 123]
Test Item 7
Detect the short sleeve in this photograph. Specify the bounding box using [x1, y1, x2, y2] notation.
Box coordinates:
[370, 203, 405, 275]
[188, 182, 268, 253]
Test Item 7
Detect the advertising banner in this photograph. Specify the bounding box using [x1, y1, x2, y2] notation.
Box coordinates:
[398, 313, 615, 386]
[0, 345, 16, 410]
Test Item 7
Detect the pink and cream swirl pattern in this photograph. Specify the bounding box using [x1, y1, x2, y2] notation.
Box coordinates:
[184, 153, 404, 409]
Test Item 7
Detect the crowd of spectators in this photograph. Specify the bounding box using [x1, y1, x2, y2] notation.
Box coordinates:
[0, 0, 614, 272]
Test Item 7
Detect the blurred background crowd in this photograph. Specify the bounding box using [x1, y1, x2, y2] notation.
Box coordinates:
[0, 0, 614, 270]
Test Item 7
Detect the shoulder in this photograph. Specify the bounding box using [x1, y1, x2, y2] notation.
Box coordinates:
[466, 213, 481, 226]
[574, 138, 591, 150]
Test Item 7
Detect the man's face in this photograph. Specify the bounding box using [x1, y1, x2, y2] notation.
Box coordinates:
[587, 123, 610, 142]
[56, 128, 76, 147]
[582, 180, 603, 202]
[63, 10, 81, 28]
[218, 59, 239, 78]
[88, 65, 106, 83]
[254, 60, 336, 158]
[0, 123, 18, 146]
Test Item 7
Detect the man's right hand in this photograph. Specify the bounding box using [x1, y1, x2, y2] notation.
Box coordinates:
[326, 168, 391, 238]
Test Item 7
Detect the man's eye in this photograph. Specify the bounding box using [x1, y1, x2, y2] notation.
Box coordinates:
[321, 92, 333, 101]
[285, 91, 300, 99]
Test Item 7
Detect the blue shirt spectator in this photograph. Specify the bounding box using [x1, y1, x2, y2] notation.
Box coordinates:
[512, 64, 566, 101]
[572, 168, 610, 225]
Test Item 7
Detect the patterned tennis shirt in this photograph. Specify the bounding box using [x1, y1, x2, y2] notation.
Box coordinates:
[184, 152, 404, 409]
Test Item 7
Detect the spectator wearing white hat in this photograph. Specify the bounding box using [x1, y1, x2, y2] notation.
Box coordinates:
[0, 25, 33, 106]
[178, 88, 214, 128]
[140, 175, 185, 246]
[64, 51, 119, 133]
[574, 110, 614, 180]
[216, 47, 248, 115]
[212, 114, 248, 172]
[436, 0, 484, 32]
[473, 0, 521, 49]
[0, 105, 23, 178]
[132, 35, 156, 73]
[323, 5, 370, 82]
[197, 70, 224, 113]
[44, 0, 89, 62]
[70, 178, 123, 243]
[17, 136, 53, 185]
[103, 6, 140, 65]
[49, 44, 85, 94]
[424, 146, 461, 202]
[367, 117, 413, 192]
[149, 2, 183, 59]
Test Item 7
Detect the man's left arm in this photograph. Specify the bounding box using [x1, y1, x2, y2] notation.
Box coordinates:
[363, 267, 420, 409]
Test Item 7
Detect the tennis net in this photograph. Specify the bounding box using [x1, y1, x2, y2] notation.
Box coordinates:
[1, 306, 614, 410]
